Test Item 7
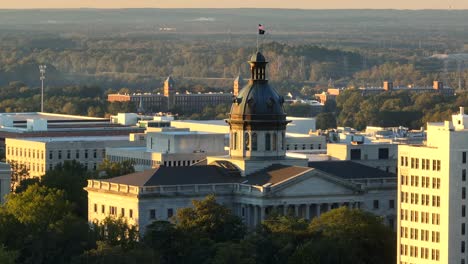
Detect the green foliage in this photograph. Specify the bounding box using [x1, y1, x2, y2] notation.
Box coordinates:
[336, 90, 463, 130]
[316, 112, 337, 129]
[0, 245, 17, 264]
[0, 184, 94, 264]
[175, 195, 246, 243]
[41, 160, 89, 217]
[95, 158, 135, 179]
[284, 103, 314, 117]
[7, 160, 30, 191]
[93, 217, 139, 250]
[14, 178, 40, 194]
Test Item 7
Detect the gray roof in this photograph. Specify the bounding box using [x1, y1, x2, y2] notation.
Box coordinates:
[102, 165, 242, 187]
[308, 161, 396, 179]
[245, 164, 311, 185]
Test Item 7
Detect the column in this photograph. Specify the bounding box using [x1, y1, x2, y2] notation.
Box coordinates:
[253, 205, 258, 226]
[260, 206, 266, 222]
[294, 204, 299, 217]
[326, 203, 331, 212]
[283, 204, 288, 216]
[316, 203, 321, 217]
[305, 204, 310, 220]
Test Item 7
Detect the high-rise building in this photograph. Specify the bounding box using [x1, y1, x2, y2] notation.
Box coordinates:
[397, 107, 468, 264]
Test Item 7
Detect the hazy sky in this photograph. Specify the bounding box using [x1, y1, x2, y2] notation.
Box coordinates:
[1, 0, 467, 10]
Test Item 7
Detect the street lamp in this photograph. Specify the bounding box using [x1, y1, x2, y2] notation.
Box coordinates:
[39, 65, 46, 112]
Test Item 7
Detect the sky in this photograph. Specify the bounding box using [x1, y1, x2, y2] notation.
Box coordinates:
[0, 0, 467, 10]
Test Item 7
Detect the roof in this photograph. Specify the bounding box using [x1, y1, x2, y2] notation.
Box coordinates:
[12, 135, 129, 142]
[102, 165, 242, 187]
[0, 112, 107, 122]
[245, 164, 311, 185]
[308, 161, 396, 179]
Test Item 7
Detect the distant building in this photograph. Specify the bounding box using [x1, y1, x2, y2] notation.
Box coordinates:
[359, 80, 454, 96]
[87, 51, 396, 234]
[397, 107, 468, 263]
[108, 76, 235, 113]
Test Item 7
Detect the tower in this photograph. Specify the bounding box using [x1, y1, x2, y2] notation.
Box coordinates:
[164, 76, 175, 111]
[233, 75, 243, 97]
[227, 52, 288, 160]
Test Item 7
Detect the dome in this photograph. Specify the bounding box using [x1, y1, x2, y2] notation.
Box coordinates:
[230, 81, 286, 122]
[249, 52, 266, 63]
[229, 52, 287, 124]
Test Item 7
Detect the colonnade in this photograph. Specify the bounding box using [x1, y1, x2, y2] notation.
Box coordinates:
[238, 201, 361, 227]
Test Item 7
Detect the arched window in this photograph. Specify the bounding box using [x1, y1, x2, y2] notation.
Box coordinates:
[252, 133, 258, 151]
[245, 132, 250, 150]
[233, 132, 238, 150]
[272, 133, 277, 151]
[265, 133, 271, 151]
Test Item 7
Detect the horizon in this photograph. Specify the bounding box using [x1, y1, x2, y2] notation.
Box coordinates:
[1, 0, 467, 10]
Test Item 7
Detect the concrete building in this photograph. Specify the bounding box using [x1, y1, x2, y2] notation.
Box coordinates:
[327, 142, 398, 173]
[0, 162, 11, 204]
[87, 51, 396, 234]
[0, 112, 144, 154]
[397, 107, 468, 264]
[6, 136, 143, 177]
[107, 129, 226, 171]
[359, 80, 454, 96]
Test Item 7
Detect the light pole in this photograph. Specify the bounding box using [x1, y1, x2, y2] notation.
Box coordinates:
[39, 65, 46, 112]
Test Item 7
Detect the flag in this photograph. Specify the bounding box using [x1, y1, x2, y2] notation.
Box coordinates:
[258, 24, 265, 35]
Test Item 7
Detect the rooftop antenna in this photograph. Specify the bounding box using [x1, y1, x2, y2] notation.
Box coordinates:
[39, 65, 46, 113]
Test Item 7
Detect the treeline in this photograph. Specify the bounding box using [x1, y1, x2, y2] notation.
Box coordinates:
[0, 82, 133, 116]
[335, 90, 468, 130]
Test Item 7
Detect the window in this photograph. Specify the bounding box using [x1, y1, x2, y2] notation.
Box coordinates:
[244, 132, 250, 151]
[233, 132, 237, 150]
[464, 169, 466, 182]
[350, 149, 361, 160]
[109, 206, 117, 216]
[167, 208, 174, 218]
[464, 152, 467, 164]
[389, 199, 395, 209]
[149, 209, 156, 219]
[93, 149, 97, 158]
[251, 133, 258, 151]
[67, 150, 71, 159]
[85, 149, 89, 159]
[76, 150, 80, 159]
[373, 200, 379, 209]
[463, 223, 466, 235]
[318, 144, 322, 149]
[101, 205, 105, 214]
[463, 241, 466, 253]
[129, 209, 133, 219]
[464, 205, 466, 217]
[272, 133, 277, 151]
[49, 151, 53, 159]
[121, 208, 125, 217]
[464, 187, 466, 200]
[265, 133, 271, 151]
[58, 150, 62, 160]
[281, 132, 285, 150]
[378, 148, 389, 159]
[94, 204, 97, 213]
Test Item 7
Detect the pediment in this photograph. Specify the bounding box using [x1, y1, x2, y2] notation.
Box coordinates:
[271, 171, 358, 196]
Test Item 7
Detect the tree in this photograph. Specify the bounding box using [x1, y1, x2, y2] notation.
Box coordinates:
[305, 207, 396, 264]
[7, 160, 30, 191]
[0, 245, 17, 264]
[316, 112, 337, 129]
[14, 177, 40, 193]
[1, 184, 94, 264]
[95, 158, 135, 179]
[41, 160, 89, 218]
[175, 195, 246, 243]
[94, 217, 139, 250]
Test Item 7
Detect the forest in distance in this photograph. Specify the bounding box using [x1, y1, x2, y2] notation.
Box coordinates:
[0, 9, 467, 129]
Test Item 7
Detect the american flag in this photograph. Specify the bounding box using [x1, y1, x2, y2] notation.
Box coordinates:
[258, 24, 265, 35]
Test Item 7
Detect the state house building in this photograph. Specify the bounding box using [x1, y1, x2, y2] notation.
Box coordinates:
[89, 52, 397, 233]
[107, 76, 242, 113]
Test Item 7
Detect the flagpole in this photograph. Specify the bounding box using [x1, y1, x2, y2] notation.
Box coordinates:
[256, 33, 259, 52]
